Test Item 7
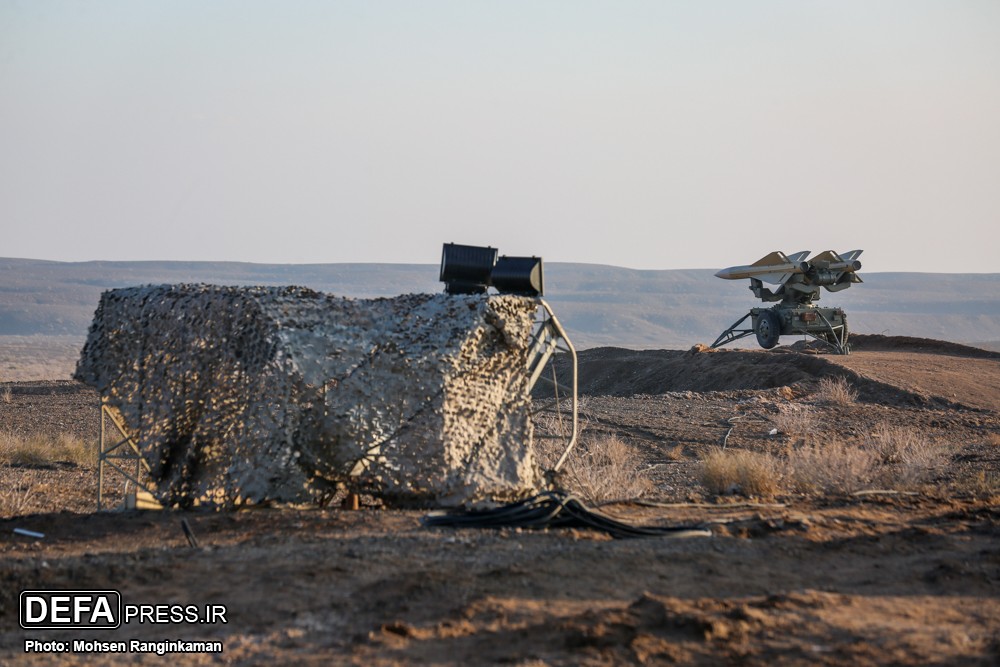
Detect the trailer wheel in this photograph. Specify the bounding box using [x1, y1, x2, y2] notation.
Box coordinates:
[755, 310, 780, 349]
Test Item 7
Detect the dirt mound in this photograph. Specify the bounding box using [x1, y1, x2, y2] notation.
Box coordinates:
[557, 347, 836, 397]
[552, 342, 998, 411]
[849, 334, 1000, 359]
[558, 346, 880, 400]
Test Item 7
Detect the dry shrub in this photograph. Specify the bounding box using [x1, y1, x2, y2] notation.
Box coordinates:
[818, 376, 858, 406]
[554, 436, 654, 503]
[863, 423, 952, 488]
[0, 467, 35, 516]
[776, 386, 796, 401]
[987, 433, 1000, 447]
[664, 443, 687, 461]
[959, 471, 1000, 497]
[1, 387, 12, 404]
[0, 432, 93, 467]
[700, 448, 780, 497]
[770, 407, 817, 438]
[700, 421, 954, 498]
[786, 440, 875, 494]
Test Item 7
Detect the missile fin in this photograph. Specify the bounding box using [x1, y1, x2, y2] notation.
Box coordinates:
[810, 250, 841, 265]
[757, 272, 790, 285]
[787, 251, 810, 263]
[751, 251, 790, 267]
[840, 249, 863, 261]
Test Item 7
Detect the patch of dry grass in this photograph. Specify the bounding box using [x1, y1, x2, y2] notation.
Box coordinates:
[701, 421, 955, 498]
[818, 376, 858, 406]
[785, 441, 875, 494]
[863, 423, 953, 489]
[543, 435, 655, 503]
[0, 468, 35, 515]
[1, 386, 12, 404]
[958, 471, 1000, 497]
[701, 448, 780, 497]
[0, 431, 93, 467]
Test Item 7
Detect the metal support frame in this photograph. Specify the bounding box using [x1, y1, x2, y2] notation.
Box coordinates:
[710, 312, 755, 349]
[97, 399, 155, 511]
[526, 298, 579, 474]
[710, 308, 851, 354]
[811, 310, 850, 355]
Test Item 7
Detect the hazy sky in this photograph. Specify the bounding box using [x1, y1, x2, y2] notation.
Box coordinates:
[2, 1, 998, 272]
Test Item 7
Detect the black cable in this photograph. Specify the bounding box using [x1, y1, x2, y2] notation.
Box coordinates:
[422, 490, 710, 540]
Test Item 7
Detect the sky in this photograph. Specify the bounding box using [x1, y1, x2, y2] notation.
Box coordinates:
[1, 1, 998, 272]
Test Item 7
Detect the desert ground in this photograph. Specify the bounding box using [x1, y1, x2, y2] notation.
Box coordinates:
[1, 335, 999, 665]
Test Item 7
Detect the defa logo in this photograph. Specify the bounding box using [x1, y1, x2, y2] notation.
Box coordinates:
[20, 591, 121, 629]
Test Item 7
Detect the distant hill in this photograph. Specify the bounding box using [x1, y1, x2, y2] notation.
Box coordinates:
[1, 257, 999, 351]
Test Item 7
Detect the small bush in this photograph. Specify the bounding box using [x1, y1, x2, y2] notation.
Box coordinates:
[863, 423, 952, 489]
[700, 448, 780, 497]
[786, 440, 875, 494]
[818, 376, 858, 406]
[553, 436, 655, 503]
[1, 387, 12, 404]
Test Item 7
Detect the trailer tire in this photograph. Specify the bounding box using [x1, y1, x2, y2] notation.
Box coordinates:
[755, 310, 781, 349]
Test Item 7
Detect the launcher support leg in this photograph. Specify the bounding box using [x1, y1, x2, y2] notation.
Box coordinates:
[710, 312, 755, 349]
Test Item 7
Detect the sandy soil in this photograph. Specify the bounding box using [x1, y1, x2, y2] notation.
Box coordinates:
[1, 335, 999, 665]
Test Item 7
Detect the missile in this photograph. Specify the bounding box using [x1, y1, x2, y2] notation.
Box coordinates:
[807, 250, 864, 290]
[714, 251, 810, 285]
[809, 249, 863, 273]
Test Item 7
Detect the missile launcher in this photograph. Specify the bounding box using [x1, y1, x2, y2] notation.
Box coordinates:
[711, 250, 863, 354]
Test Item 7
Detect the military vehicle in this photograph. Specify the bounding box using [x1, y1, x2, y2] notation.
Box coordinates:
[711, 250, 863, 354]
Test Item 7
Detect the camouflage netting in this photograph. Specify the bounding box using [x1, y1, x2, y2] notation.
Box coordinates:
[74, 285, 543, 508]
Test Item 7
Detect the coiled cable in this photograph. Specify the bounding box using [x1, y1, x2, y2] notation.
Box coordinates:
[423, 490, 712, 539]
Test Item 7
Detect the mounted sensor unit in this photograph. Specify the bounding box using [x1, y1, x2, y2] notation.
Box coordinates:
[492, 256, 544, 297]
[440, 243, 497, 295]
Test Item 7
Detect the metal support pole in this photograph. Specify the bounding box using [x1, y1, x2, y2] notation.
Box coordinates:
[97, 397, 105, 511]
[528, 299, 579, 474]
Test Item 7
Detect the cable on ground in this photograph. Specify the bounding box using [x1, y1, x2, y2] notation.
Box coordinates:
[422, 490, 712, 539]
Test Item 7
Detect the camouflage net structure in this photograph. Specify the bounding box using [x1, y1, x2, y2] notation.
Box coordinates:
[75, 285, 543, 508]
